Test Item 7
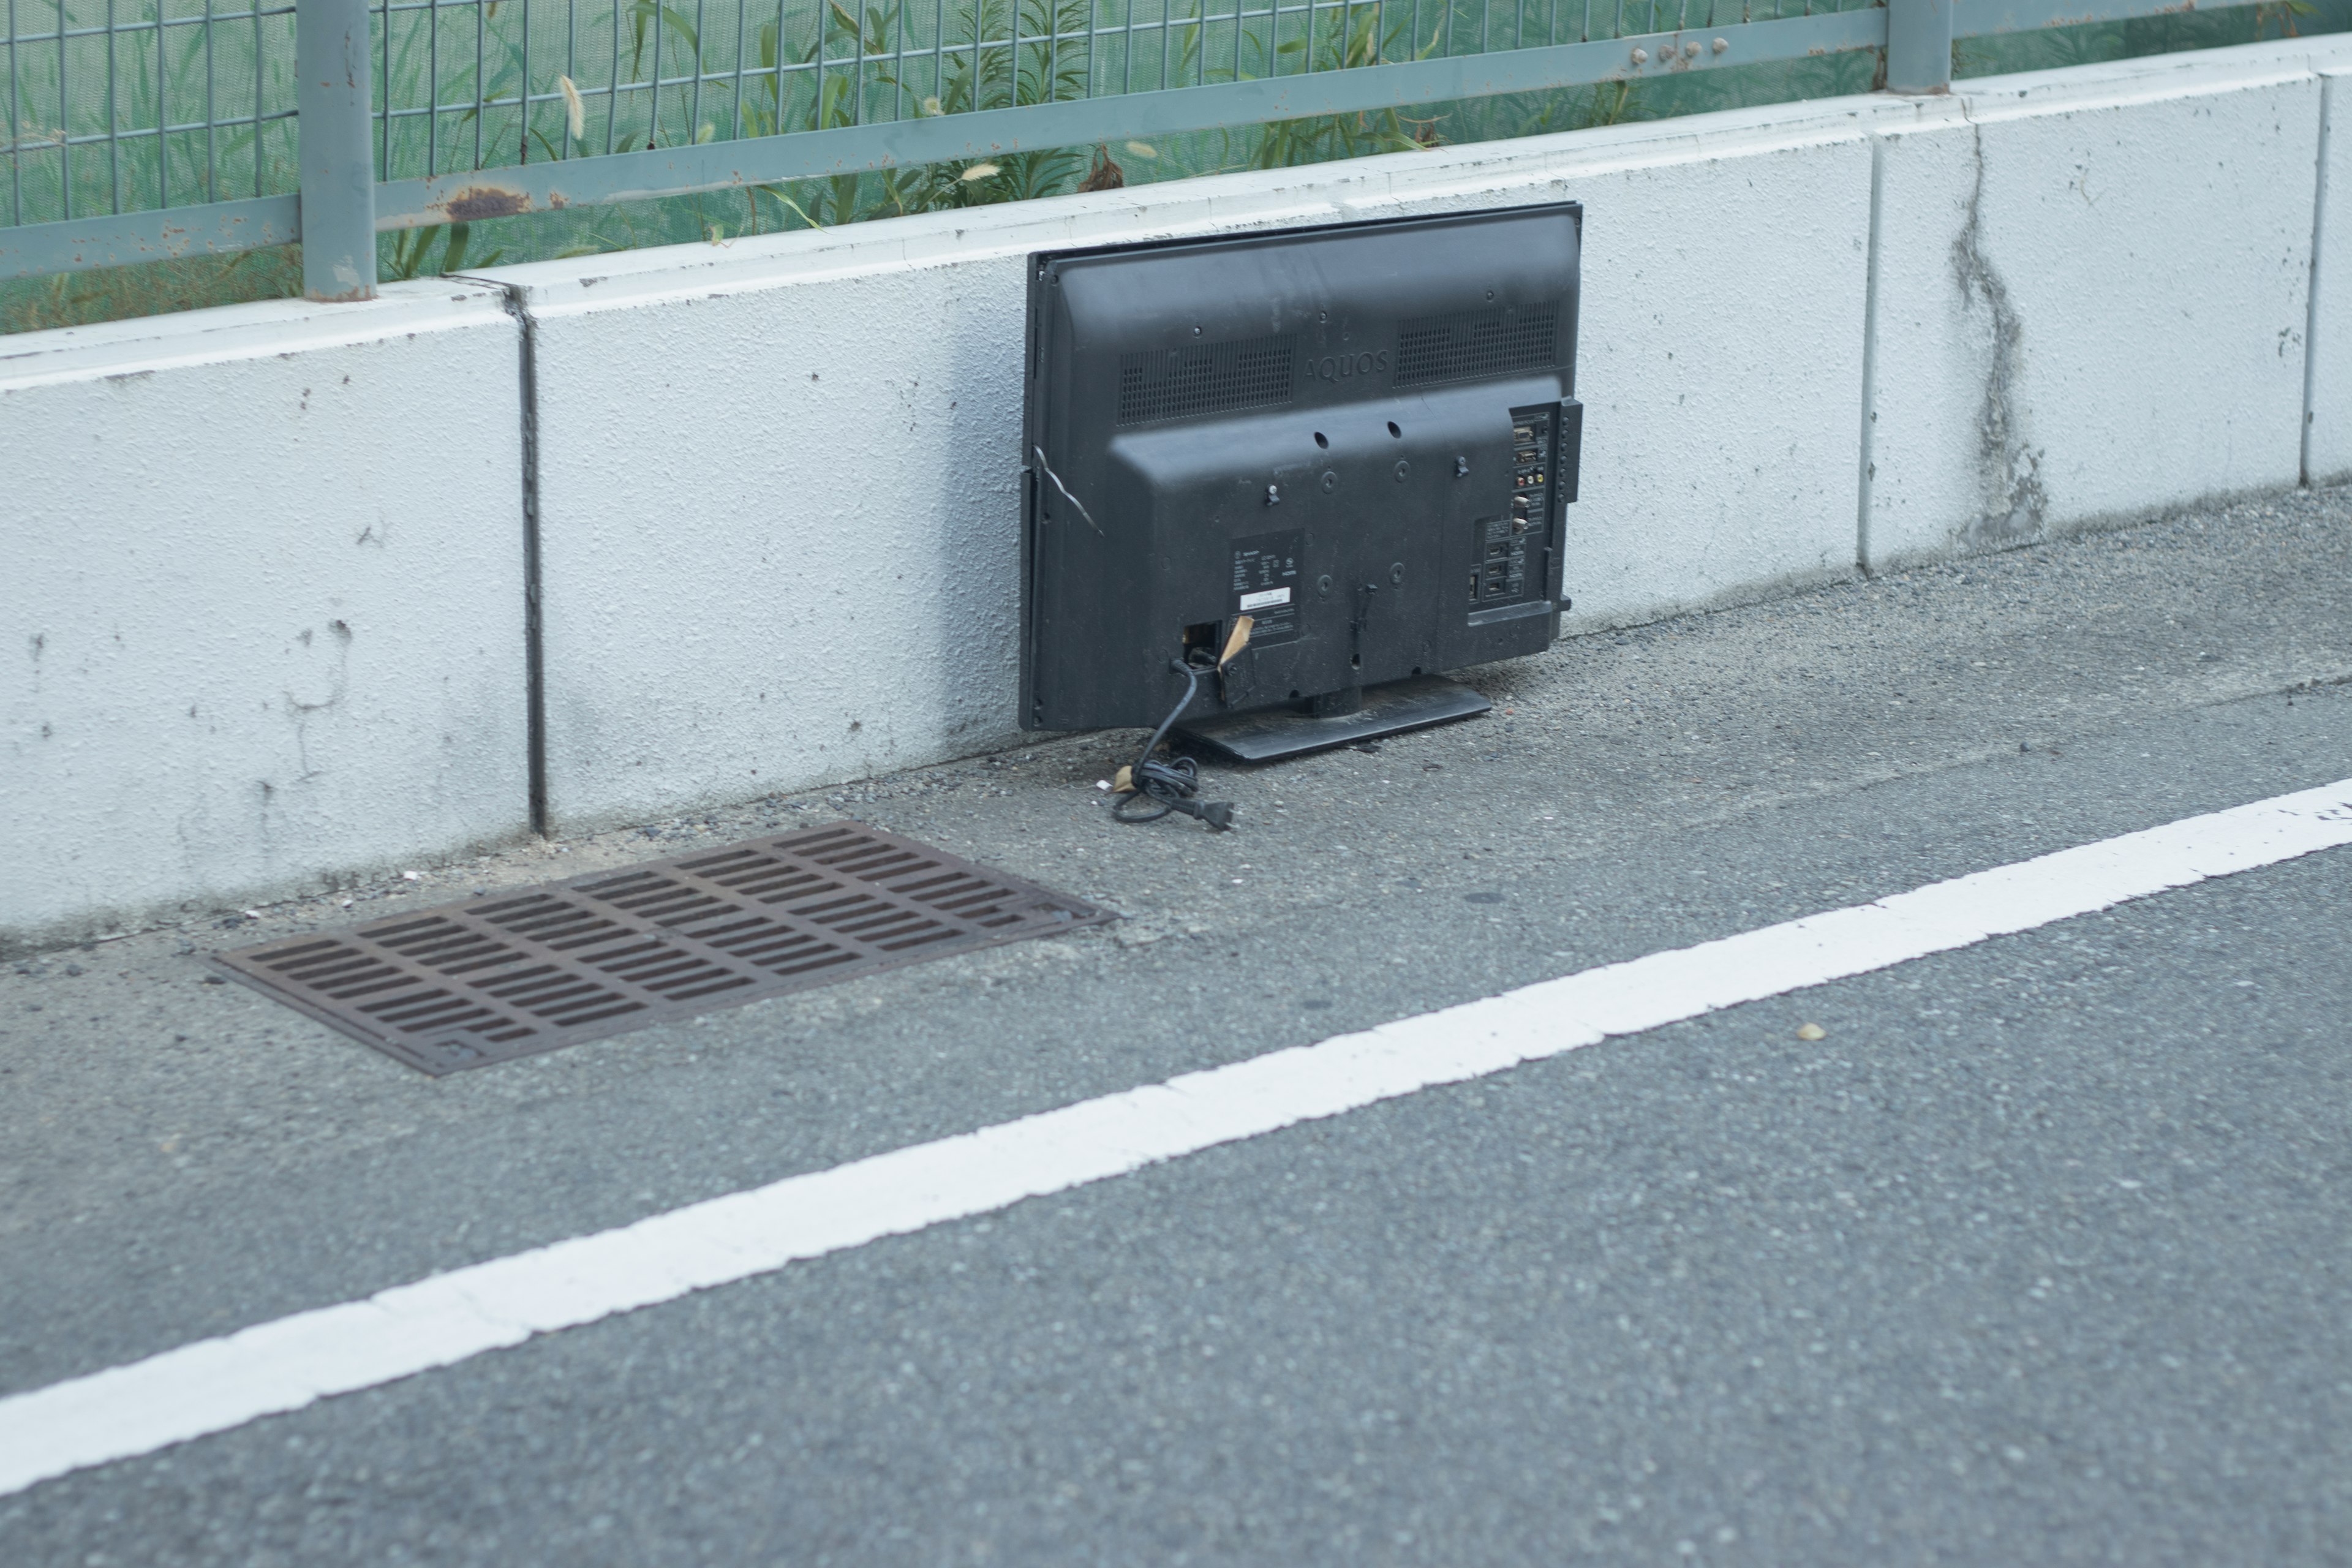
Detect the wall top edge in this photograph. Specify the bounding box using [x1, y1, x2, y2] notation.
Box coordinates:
[1954, 31, 2352, 119]
[0, 281, 513, 391]
[493, 94, 1921, 318]
[489, 33, 2341, 322]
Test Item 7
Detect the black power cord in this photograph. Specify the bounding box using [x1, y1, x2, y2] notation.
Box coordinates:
[1112, 657, 1236, 832]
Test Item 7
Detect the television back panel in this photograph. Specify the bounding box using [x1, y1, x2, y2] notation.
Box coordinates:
[1022, 203, 1581, 733]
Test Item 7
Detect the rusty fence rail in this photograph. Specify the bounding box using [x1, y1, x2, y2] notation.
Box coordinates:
[0, 0, 2278, 292]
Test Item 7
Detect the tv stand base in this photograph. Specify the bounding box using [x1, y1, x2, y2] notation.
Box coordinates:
[1172, 674, 1491, 763]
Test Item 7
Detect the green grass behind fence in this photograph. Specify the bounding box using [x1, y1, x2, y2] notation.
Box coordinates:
[3, 0, 2342, 334]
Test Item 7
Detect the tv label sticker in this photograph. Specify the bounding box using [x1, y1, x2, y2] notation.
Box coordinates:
[1230, 530, 1302, 647]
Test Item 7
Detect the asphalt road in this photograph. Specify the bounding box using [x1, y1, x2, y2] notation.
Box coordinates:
[2, 488, 2349, 1564]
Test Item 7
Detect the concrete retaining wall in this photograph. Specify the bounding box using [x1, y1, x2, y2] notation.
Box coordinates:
[5, 34, 2348, 948]
[1, 285, 531, 948]
[502, 97, 1894, 833]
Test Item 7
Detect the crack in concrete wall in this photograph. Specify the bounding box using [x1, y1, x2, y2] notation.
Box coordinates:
[1951, 123, 2048, 550]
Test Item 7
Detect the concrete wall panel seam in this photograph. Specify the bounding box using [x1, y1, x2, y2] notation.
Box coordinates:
[1858, 135, 1890, 574]
[2310, 69, 2352, 484]
[451, 271, 552, 837]
[2308, 74, 2335, 484]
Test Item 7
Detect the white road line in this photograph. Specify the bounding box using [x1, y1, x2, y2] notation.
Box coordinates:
[5, 779, 2350, 1498]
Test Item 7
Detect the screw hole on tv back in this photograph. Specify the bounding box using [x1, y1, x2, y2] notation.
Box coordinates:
[1021, 202, 1582, 813]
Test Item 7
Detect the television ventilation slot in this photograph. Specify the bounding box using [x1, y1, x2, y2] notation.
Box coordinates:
[1393, 304, 1559, 388]
[1117, 334, 1297, 425]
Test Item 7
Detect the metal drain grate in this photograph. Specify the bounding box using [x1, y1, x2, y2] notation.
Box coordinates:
[213, 823, 1115, 1075]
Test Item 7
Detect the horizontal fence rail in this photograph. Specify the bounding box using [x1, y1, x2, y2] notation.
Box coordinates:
[0, 0, 2282, 282]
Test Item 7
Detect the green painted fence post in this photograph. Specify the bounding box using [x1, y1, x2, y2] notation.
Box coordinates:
[1885, 0, 1954, 94]
[298, 0, 379, 300]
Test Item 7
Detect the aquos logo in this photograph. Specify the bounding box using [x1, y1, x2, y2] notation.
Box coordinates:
[1305, 348, 1391, 383]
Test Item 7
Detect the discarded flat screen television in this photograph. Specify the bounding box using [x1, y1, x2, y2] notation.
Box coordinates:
[1020, 202, 1581, 761]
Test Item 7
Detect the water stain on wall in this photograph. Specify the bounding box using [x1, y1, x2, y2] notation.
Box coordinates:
[1951, 124, 2048, 550]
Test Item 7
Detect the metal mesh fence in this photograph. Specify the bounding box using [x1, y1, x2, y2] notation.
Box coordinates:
[385, 0, 1879, 174]
[2, 0, 298, 227]
[5, 0, 1882, 228]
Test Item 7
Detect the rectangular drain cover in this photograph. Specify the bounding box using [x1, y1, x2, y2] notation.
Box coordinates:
[214, 822, 1115, 1075]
